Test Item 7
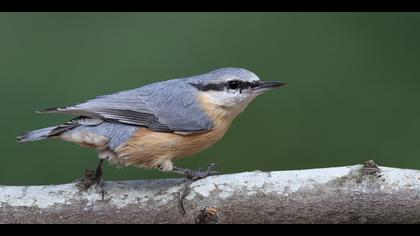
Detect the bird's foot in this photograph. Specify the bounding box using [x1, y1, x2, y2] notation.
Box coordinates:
[173, 163, 219, 181]
[74, 160, 106, 200]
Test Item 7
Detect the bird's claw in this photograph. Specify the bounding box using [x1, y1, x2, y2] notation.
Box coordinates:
[74, 169, 106, 200]
[185, 163, 218, 180]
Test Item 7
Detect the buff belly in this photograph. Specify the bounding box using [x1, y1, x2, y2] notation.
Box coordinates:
[58, 92, 243, 171]
[115, 123, 230, 171]
[116, 93, 238, 171]
[58, 121, 231, 172]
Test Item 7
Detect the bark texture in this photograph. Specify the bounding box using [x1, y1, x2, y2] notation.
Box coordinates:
[1, 163, 419, 224]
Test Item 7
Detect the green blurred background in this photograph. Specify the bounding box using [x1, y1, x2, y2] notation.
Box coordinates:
[1, 13, 420, 185]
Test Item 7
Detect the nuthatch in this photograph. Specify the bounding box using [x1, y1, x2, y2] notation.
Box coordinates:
[17, 67, 286, 191]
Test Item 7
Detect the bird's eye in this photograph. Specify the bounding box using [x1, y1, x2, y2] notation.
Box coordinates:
[228, 81, 239, 90]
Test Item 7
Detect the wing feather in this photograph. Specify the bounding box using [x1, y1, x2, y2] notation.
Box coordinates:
[41, 80, 213, 133]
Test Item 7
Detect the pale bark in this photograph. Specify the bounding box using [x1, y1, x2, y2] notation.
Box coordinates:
[1, 163, 419, 224]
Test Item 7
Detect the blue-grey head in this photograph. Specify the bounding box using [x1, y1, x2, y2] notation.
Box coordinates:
[187, 67, 286, 115]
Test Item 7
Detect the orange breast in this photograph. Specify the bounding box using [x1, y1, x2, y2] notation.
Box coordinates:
[115, 92, 237, 169]
[116, 124, 229, 169]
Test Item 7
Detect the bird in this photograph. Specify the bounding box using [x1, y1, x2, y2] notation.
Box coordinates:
[17, 67, 286, 195]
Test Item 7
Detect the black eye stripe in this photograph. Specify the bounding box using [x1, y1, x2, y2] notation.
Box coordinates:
[191, 81, 261, 91]
[190, 83, 225, 91]
[229, 80, 261, 90]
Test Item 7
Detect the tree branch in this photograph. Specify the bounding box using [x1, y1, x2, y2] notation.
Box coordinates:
[1, 162, 420, 224]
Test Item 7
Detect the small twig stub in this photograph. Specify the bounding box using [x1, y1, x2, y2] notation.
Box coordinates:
[362, 160, 381, 175]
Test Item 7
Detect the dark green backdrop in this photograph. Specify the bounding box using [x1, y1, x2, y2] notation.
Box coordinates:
[1, 13, 420, 185]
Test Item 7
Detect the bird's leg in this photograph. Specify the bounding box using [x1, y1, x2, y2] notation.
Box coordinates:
[94, 159, 106, 200]
[169, 163, 219, 215]
[75, 159, 106, 200]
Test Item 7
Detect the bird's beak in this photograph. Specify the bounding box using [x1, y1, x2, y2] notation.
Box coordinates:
[253, 81, 286, 94]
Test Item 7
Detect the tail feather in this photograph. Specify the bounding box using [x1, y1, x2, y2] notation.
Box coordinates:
[17, 126, 57, 143]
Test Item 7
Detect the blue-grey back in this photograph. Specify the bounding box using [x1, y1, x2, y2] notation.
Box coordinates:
[45, 74, 213, 132]
[43, 67, 257, 133]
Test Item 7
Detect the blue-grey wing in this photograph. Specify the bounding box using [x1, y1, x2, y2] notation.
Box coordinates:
[42, 79, 214, 133]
